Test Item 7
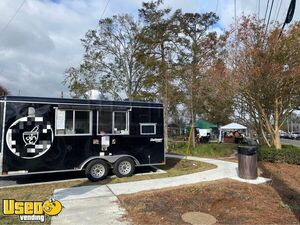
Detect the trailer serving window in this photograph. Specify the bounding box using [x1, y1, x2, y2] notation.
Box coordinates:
[55, 109, 92, 135]
[98, 110, 129, 135]
[140, 123, 156, 135]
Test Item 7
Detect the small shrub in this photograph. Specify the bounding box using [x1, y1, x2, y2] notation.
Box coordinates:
[257, 145, 300, 165]
[168, 142, 237, 158]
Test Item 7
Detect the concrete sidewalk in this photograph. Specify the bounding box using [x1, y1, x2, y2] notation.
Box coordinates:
[52, 185, 129, 225]
[52, 155, 271, 225]
[108, 154, 270, 195]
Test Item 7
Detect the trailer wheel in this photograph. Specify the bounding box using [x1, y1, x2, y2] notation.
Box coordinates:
[85, 159, 109, 182]
[113, 157, 135, 178]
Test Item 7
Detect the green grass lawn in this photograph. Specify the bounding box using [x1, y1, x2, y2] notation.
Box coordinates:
[168, 141, 238, 158]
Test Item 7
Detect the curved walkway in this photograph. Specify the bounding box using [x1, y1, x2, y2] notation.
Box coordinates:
[108, 154, 270, 195]
[52, 155, 270, 225]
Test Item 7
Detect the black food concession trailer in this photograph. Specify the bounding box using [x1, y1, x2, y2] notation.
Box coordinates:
[0, 96, 165, 181]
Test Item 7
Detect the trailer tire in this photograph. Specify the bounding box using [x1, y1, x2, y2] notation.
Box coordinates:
[85, 159, 109, 182]
[113, 157, 135, 178]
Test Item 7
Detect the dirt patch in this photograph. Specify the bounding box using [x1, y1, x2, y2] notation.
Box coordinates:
[157, 158, 214, 174]
[119, 162, 300, 225]
[259, 162, 300, 221]
[259, 162, 300, 193]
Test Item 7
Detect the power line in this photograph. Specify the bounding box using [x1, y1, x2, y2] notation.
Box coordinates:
[265, 0, 275, 34]
[100, 0, 111, 20]
[273, 0, 279, 19]
[263, 0, 270, 24]
[257, 0, 261, 19]
[275, 0, 283, 21]
[234, 0, 237, 36]
[215, 0, 219, 14]
[0, 0, 26, 36]
[234, 0, 237, 72]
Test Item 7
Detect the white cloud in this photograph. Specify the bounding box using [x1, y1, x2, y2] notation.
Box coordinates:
[0, 0, 299, 97]
[0, 0, 102, 97]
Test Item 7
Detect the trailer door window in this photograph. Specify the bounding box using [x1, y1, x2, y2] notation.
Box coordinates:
[56, 109, 91, 135]
[98, 111, 112, 134]
[140, 123, 156, 135]
[98, 110, 129, 135]
[113, 112, 129, 134]
[65, 110, 74, 134]
[75, 111, 90, 134]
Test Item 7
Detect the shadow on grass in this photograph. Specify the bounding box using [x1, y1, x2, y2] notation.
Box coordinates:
[259, 163, 300, 223]
[0, 158, 182, 190]
[71, 158, 183, 188]
[156, 158, 182, 170]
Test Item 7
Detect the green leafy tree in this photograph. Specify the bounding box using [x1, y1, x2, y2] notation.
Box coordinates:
[232, 16, 300, 149]
[138, 0, 181, 150]
[64, 14, 149, 100]
[177, 11, 223, 146]
[198, 60, 235, 125]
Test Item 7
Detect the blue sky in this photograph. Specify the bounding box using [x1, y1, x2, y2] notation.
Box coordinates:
[0, 0, 298, 97]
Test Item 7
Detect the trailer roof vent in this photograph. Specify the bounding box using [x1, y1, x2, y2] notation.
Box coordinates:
[85, 89, 113, 101]
[85, 90, 100, 100]
[28, 107, 35, 117]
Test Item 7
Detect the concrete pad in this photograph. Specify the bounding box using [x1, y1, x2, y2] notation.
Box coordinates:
[182, 212, 217, 225]
[231, 176, 271, 184]
[52, 196, 129, 225]
[54, 185, 113, 201]
[52, 185, 130, 225]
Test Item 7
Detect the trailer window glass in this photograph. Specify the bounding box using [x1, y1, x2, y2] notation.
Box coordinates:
[65, 110, 74, 134]
[98, 111, 112, 134]
[75, 111, 90, 134]
[56, 109, 91, 135]
[140, 123, 156, 135]
[114, 112, 128, 134]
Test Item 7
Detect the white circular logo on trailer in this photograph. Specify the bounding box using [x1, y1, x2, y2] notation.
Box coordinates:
[6, 116, 54, 159]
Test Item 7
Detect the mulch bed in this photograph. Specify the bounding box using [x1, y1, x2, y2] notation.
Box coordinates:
[119, 162, 300, 225]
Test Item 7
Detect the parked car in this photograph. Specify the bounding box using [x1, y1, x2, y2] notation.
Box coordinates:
[290, 132, 300, 140]
[279, 130, 289, 139]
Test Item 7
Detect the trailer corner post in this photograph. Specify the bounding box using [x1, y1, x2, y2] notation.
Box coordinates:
[0, 100, 7, 174]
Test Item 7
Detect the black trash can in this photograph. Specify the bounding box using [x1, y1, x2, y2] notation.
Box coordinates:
[237, 145, 257, 179]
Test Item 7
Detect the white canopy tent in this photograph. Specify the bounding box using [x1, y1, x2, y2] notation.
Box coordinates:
[218, 122, 247, 142]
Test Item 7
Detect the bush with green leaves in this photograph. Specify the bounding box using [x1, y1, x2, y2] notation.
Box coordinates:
[257, 145, 300, 165]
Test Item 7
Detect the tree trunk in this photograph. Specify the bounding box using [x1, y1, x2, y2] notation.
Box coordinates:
[163, 99, 169, 152]
[161, 44, 169, 152]
[190, 65, 197, 148]
[273, 129, 282, 150]
[191, 102, 196, 148]
[273, 100, 282, 150]
[260, 122, 271, 147]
